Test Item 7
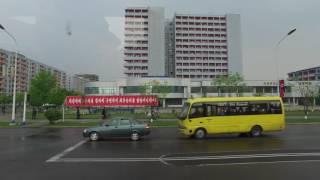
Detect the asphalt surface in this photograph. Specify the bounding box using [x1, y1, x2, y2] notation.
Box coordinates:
[1, 125, 320, 180]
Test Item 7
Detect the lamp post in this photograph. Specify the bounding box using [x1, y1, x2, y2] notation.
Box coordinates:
[275, 28, 296, 96]
[0, 24, 19, 125]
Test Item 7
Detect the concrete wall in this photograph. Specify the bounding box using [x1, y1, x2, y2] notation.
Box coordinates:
[226, 14, 243, 75]
[148, 7, 165, 76]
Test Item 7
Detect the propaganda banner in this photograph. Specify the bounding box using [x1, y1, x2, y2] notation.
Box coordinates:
[65, 95, 158, 107]
[279, 79, 285, 98]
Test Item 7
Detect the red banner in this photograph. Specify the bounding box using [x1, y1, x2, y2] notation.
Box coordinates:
[279, 79, 285, 98]
[64, 95, 159, 107]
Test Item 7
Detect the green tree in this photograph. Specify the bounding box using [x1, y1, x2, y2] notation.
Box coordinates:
[0, 95, 11, 114]
[212, 73, 246, 97]
[48, 87, 67, 105]
[295, 81, 318, 119]
[29, 71, 57, 107]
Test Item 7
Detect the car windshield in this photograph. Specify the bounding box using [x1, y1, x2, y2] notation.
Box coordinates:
[178, 103, 190, 120]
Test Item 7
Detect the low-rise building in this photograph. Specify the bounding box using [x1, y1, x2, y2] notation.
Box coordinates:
[84, 77, 318, 107]
[288, 66, 320, 81]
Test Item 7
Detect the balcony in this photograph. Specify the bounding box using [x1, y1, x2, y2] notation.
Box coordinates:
[123, 62, 148, 67]
[124, 69, 148, 74]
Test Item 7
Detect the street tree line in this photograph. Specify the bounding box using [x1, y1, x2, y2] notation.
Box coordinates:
[0, 71, 81, 118]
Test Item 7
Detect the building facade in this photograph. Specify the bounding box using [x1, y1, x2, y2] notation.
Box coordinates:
[173, 13, 242, 80]
[165, 20, 175, 77]
[66, 74, 100, 94]
[84, 77, 313, 107]
[74, 74, 99, 82]
[123, 7, 243, 80]
[123, 7, 165, 77]
[0, 48, 67, 95]
[288, 66, 320, 81]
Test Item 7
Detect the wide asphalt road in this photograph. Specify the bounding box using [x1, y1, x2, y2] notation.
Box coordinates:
[1, 125, 320, 180]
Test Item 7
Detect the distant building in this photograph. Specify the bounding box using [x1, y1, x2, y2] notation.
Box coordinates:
[172, 13, 242, 80]
[288, 66, 320, 81]
[66, 75, 90, 94]
[165, 19, 175, 77]
[123, 7, 243, 80]
[74, 74, 99, 82]
[123, 7, 166, 77]
[84, 77, 318, 107]
[0, 48, 67, 95]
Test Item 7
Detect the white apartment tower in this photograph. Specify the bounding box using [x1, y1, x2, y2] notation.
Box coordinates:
[123, 7, 165, 77]
[174, 13, 242, 80]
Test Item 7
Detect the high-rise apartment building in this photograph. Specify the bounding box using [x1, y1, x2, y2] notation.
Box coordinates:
[123, 7, 243, 80]
[0, 48, 67, 95]
[123, 7, 165, 77]
[173, 13, 242, 80]
[165, 20, 175, 77]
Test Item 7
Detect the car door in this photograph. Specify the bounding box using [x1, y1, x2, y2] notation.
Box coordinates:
[114, 119, 132, 137]
[100, 119, 119, 138]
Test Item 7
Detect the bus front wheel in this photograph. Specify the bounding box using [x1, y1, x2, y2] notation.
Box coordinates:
[250, 125, 262, 137]
[194, 128, 206, 139]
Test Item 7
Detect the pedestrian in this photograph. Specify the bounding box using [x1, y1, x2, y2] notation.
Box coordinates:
[102, 108, 106, 119]
[32, 107, 37, 120]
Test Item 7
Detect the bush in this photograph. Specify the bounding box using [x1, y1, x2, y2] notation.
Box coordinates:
[45, 109, 62, 124]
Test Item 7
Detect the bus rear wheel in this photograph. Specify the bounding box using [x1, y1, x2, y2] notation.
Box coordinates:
[194, 128, 206, 139]
[250, 125, 262, 137]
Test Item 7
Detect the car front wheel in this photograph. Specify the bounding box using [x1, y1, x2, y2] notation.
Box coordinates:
[89, 132, 99, 141]
[131, 132, 140, 141]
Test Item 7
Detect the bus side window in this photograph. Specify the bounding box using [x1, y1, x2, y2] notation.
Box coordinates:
[189, 103, 205, 118]
[269, 101, 282, 114]
[205, 103, 217, 117]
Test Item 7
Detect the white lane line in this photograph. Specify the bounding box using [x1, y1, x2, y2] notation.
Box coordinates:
[57, 157, 160, 163]
[46, 140, 87, 162]
[162, 152, 320, 161]
[159, 155, 170, 166]
[197, 159, 320, 167]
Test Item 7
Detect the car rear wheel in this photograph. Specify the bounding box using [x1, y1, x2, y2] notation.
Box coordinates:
[250, 125, 262, 137]
[194, 128, 206, 139]
[89, 132, 99, 141]
[131, 132, 140, 141]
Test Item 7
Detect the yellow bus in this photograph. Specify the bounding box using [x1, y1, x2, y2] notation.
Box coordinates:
[178, 96, 285, 139]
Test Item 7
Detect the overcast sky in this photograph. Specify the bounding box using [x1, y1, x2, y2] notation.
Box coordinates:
[0, 0, 319, 81]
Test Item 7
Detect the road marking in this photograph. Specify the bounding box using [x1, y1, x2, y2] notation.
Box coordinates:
[162, 152, 320, 161]
[159, 155, 170, 165]
[46, 140, 87, 162]
[197, 159, 320, 167]
[56, 157, 160, 163]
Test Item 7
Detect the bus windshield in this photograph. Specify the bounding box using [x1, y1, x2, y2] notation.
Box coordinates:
[178, 103, 190, 120]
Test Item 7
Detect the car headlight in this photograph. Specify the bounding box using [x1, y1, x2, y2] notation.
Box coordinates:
[83, 129, 88, 133]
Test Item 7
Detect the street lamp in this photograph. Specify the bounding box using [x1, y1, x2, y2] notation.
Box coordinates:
[0, 24, 19, 125]
[275, 28, 296, 96]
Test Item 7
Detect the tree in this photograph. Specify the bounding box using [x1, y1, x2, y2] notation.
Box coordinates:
[29, 71, 57, 107]
[48, 87, 67, 106]
[295, 81, 319, 119]
[212, 73, 246, 97]
[0, 95, 11, 114]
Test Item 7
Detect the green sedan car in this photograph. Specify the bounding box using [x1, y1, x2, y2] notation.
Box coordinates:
[83, 117, 151, 141]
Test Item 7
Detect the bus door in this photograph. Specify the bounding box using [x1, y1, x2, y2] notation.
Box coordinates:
[188, 103, 207, 127]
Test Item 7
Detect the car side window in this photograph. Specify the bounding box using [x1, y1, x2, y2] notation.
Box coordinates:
[120, 120, 131, 126]
[109, 120, 119, 127]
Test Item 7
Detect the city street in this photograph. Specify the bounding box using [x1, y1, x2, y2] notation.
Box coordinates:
[1, 125, 320, 179]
